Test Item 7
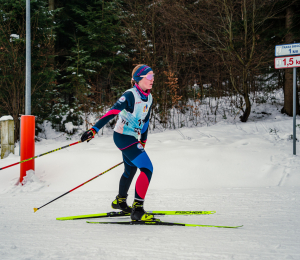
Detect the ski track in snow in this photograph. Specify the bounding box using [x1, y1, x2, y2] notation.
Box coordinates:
[0, 110, 300, 259]
[0, 189, 299, 260]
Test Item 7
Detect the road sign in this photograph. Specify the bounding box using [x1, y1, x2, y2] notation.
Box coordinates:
[274, 55, 300, 69]
[274, 44, 298, 155]
[275, 43, 300, 57]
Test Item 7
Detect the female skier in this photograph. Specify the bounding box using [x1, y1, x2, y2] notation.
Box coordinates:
[80, 64, 154, 222]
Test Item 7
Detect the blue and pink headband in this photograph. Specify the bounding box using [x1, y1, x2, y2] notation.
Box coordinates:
[132, 65, 153, 83]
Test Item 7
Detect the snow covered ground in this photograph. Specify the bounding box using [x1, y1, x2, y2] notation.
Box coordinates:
[0, 96, 300, 259]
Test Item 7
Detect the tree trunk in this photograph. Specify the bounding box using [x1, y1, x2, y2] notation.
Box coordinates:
[49, 0, 54, 11]
[49, 0, 55, 60]
[240, 92, 251, 122]
[282, 6, 300, 116]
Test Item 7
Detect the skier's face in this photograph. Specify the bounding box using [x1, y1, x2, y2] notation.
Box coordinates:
[139, 71, 154, 92]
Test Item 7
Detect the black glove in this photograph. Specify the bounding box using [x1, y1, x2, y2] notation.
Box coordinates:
[81, 128, 96, 142]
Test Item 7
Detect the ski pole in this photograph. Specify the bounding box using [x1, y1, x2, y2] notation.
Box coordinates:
[33, 161, 123, 212]
[0, 140, 82, 171]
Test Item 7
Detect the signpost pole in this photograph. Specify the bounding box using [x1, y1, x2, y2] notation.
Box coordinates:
[26, 0, 31, 115]
[293, 67, 297, 155]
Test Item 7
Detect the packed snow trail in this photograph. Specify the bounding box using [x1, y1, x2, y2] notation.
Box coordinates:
[0, 188, 299, 259]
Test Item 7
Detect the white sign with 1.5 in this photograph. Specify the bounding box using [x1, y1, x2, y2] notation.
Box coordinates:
[275, 43, 300, 57]
[274, 55, 300, 69]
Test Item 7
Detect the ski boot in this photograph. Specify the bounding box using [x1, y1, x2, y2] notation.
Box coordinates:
[111, 195, 132, 213]
[131, 200, 155, 221]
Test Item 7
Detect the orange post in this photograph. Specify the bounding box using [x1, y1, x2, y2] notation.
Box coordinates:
[20, 115, 35, 184]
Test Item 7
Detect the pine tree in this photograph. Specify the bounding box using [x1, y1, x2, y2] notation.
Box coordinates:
[0, 0, 57, 140]
[53, 0, 130, 121]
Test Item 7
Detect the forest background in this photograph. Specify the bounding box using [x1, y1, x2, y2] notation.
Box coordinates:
[1, 0, 300, 141]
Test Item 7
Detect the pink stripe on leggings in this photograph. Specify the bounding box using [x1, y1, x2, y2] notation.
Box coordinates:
[120, 142, 139, 151]
[135, 171, 149, 199]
